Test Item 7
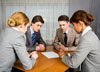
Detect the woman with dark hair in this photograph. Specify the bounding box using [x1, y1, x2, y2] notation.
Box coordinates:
[59, 10, 100, 72]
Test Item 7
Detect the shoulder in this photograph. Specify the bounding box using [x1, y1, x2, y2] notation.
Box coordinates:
[13, 31, 26, 45]
[9, 27, 26, 39]
[26, 26, 30, 33]
[56, 28, 62, 35]
[2, 27, 24, 36]
[56, 28, 62, 32]
[82, 30, 96, 41]
[0, 27, 25, 44]
[26, 26, 31, 35]
[68, 27, 76, 34]
[80, 30, 97, 46]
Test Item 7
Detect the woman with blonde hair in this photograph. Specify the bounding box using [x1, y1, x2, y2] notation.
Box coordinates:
[0, 12, 38, 72]
[59, 10, 100, 72]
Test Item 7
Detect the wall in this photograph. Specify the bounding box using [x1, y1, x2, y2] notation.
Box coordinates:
[0, 0, 70, 44]
[0, 0, 100, 44]
[69, 0, 100, 39]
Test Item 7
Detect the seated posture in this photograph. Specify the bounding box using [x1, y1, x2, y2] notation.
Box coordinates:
[26, 15, 46, 51]
[53, 15, 79, 51]
[0, 12, 38, 72]
[59, 10, 100, 72]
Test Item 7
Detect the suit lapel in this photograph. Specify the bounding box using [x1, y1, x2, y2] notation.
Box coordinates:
[27, 27, 33, 44]
[59, 29, 65, 45]
[67, 27, 72, 46]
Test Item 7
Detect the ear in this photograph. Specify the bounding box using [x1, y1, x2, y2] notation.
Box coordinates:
[67, 22, 70, 26]
[18, 24, 22, 28]
[79, 21, 86, 31]
[32, 23, 35, 25]
[19, 23, 24, 28]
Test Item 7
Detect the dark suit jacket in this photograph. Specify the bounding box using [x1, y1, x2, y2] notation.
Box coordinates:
[26, 26, 46, 51]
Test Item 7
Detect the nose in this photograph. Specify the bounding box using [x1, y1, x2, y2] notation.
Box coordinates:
[39, 26, 41, 29]
[37, 26, 41, 31]
[61, 26, 64, 29]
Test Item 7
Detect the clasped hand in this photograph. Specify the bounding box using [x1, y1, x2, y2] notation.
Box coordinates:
[56, 45, 68, 58]
[36, 44, 45, 51]
[29, 51, 38, 59]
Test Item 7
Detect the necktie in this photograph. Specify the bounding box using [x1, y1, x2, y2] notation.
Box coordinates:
[32, 32, 36, 44]
[64, 33, 67, 47]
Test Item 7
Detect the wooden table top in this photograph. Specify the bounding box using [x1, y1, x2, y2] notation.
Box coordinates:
[14, 46, 69, 72]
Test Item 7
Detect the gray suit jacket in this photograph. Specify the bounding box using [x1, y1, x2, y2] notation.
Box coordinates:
[0, 27, 36, 72]
[53, 27, 79, 48]
[26, 26, 46, 51]
[62, 30, 100, 72]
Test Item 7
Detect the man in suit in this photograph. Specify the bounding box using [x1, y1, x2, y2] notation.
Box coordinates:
[53, 15, 79, 52]
[26, 15, 46, 51]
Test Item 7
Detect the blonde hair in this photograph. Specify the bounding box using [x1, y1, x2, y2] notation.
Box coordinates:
[8, 12, 29, 27]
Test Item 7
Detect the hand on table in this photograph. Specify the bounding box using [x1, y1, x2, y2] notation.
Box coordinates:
[36, 44, 45, 51]
[29, 51, 38, 59]
[56, 44, 68, 52]
[58, 51, 66, 58]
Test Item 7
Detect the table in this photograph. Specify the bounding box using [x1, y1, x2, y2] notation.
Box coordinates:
[14, 46, 69, 72]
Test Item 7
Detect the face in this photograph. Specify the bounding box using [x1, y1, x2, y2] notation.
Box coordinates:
[19, 23, 29, 33]
[72, 22, 83, 34]
[31, 22, 43, 32]
[59, 21, 69, 32]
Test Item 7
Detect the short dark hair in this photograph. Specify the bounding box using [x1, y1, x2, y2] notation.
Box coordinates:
[31, 15, 44, 24]
[58, 15, 69, 22]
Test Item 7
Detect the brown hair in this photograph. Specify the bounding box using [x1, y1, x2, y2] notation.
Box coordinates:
[31, 15, 44, 24]
[70, 10, 94, 26]
[8, 12, 29, 27]
[58, 15, 69, 22]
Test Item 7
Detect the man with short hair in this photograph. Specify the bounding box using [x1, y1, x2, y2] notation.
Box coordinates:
[26, 15, 46, 51]
[53, 15, 79, 52]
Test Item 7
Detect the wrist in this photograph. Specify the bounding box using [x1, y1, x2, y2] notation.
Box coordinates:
[68, 53, 71, 57]
[59, 54, 65, 59]
[66, 47, 68, 51]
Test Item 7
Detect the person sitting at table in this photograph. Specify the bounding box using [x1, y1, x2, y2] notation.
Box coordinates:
[0, 12, 38, 72]
[26, 15, 46, 52]
[53, 15, 80, 51]
[59, 10, 100, 72]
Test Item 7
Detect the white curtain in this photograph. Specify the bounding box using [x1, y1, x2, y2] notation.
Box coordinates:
[69, 0, 100, 39]
[0, 0, 100, 45]
[0, 0, 69, 45]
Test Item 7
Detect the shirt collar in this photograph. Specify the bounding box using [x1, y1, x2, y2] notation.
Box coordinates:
[81, 26, 92, 36]
[12, 27, 19, 31]
[63, 29, 68, 34]
[30, 26, 35, 35]
[65, 29, 68, 33]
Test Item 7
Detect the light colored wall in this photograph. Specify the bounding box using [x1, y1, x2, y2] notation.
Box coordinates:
[0, 0, 100, 43]
[97, 2, 100, 39]
[69, 0, 100, 39]
[0, 0, 2, 31]
[0, 0, 69, 44]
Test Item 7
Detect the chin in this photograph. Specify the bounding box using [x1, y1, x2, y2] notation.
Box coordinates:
[62, 30, 65, 32]
[77, 32, 81, 34]
[35, 30, 39, 32]
[75, 31, 81, 34]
